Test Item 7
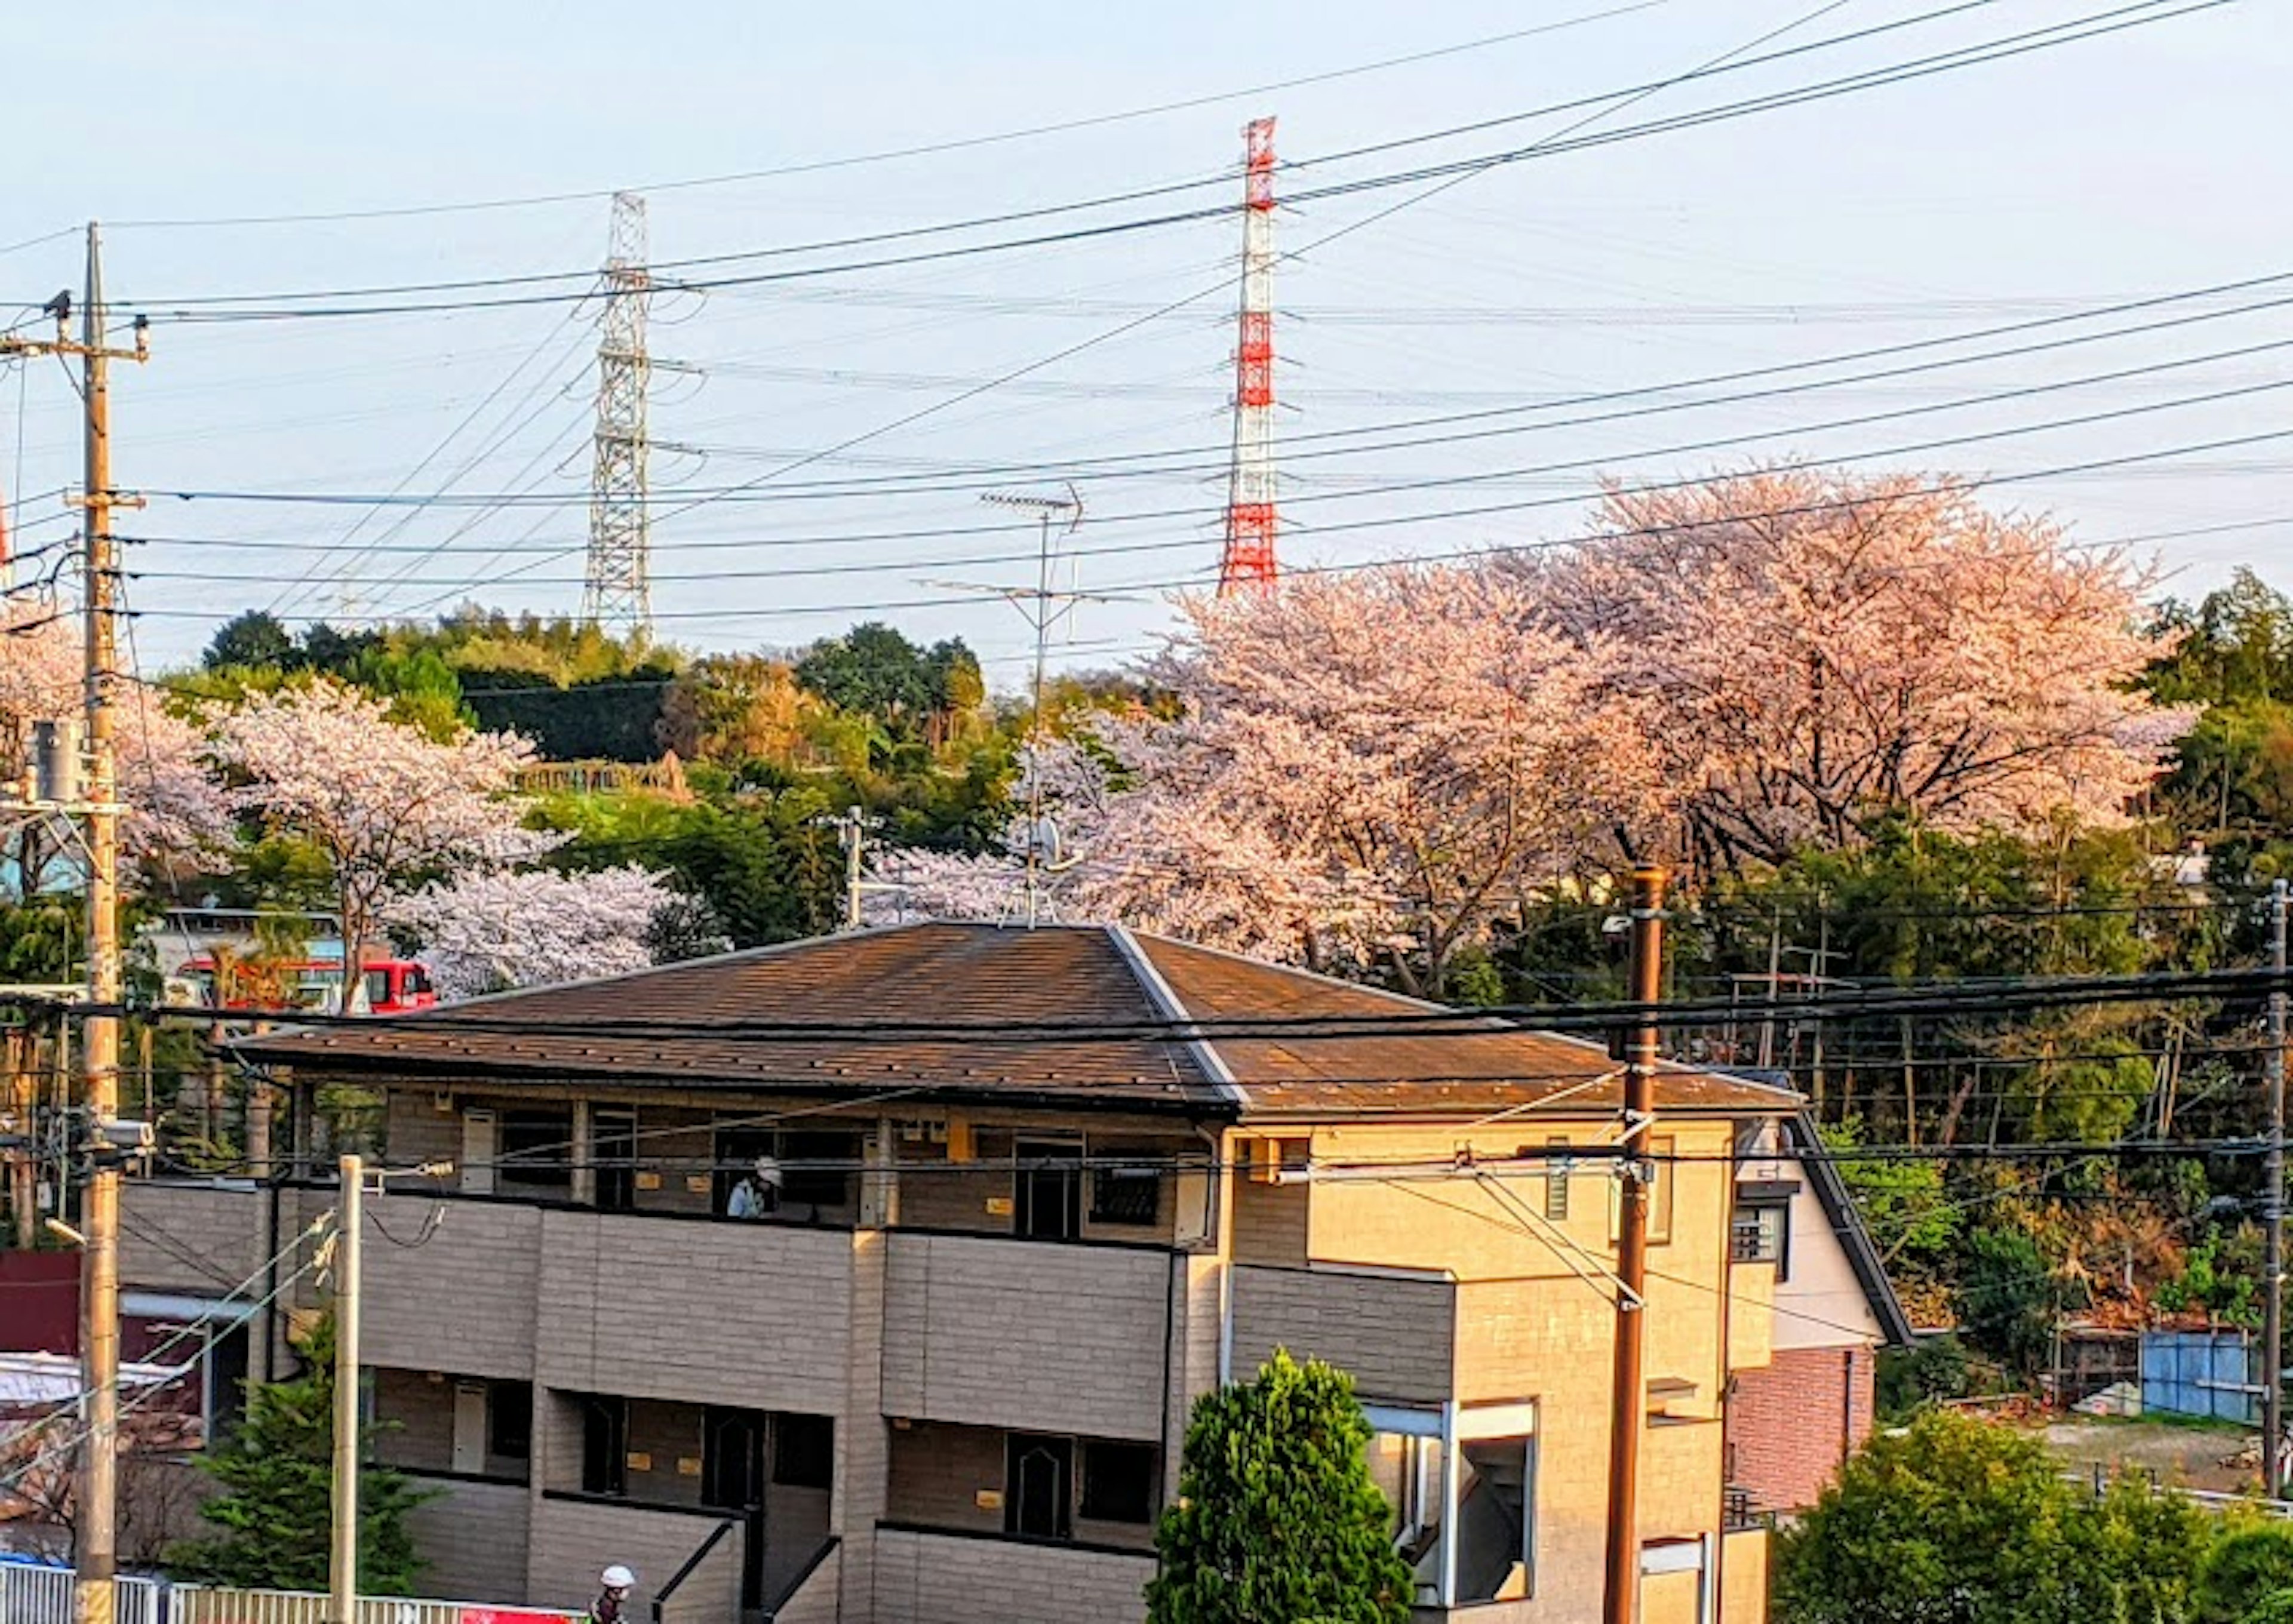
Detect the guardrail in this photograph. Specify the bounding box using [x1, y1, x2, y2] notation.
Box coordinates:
[0, 1565, 165, 1624]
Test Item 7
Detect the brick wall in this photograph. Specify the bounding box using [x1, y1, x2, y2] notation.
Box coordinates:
[878, 1233, 1170, 1440]
[1728, 1345, 1874, 1512]
[872, 1525, 1157, 1624]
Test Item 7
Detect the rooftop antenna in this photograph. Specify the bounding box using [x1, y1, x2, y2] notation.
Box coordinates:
[929, 487, 1100, 928]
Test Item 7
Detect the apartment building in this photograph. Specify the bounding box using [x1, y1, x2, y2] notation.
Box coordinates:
[121, 921, 1800, 1624]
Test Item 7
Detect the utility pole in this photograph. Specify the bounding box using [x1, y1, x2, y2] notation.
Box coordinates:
[2266, 878, 2288, 1497]
[331, 1153, 364, 1624]
[838, 806, 866, 932]
[2, 224, 149, 1624]
[1602, 864, 1666, 1624]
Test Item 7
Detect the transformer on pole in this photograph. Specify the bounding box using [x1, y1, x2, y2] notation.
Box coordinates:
[1218, 116, 1278, 597]
[583, 191, 653, 637]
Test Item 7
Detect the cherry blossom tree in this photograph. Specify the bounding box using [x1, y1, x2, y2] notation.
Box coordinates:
[383, 865, 703, 999]
[872, 570, 1658, 995]
[0, 605, 231, 891]
[1516, 469, 2188, 872]
[208, 680, 551, 1009]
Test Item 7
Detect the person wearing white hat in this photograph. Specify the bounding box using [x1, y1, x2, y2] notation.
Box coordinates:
[592, 1565, 636, 1624]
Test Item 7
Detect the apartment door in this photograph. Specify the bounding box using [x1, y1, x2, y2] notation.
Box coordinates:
[1015, 1139, 1082, 1241]
[1004, 1434, 1074, 1539]
[594, 1110, 637, 1213]
[461, 1109, 497, 1197]
[451, 1381, 487, 1474]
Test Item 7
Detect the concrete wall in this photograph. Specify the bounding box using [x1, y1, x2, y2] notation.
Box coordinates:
[364, 1194, 542, 1381]
[524, 1496, 737, 1622]
[879, 1233, 1170, 1440]
[403, 1477, 532, 1604]
[872, 1526, 1157, 1624]
[1228, 1265, 1456, 1405]
[537, 1210, 852, 1414]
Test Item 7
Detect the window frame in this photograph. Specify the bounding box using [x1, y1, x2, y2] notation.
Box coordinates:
[579, 1394, 628, 1497]
[1087, 1164, 1161, 1228]
[1003, 1432, 1075, 1540]
[499, 1109, 576, 1188]
[771, 1411, 835, 1490]
[1730, 1199, 1790, 1277]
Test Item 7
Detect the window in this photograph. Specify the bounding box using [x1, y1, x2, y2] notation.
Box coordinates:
[579, 1395, 628, 1496]
[1732, 1203, 1788, 1272]
[500, 1110, 574, 1187]
[1543, 1137, 1570, 1222]
[1089, 1164, 1160, 1227]
[1004, 1434, 1074, 1539]
[780, 1130, 857, 1208]
[1080, 1441, 1157, 1524]
[404, 965, 432, 998]
[594, 1111, 637, 1214]
[487, 1381, 532, 1461]
[772, 1411, 835, 1490]
[1016, 1140, 1083, 1242]
[361, 968, 392, 1009]
[714, 1126, 779, 1216]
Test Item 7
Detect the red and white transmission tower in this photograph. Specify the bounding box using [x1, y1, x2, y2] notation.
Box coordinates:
[1218, 116, 1278, 596]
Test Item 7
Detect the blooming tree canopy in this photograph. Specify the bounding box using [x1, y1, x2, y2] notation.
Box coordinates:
[0, 605, 232, 885]
[208, 679, 549, 1008]
[384, 865, 690, 1000]
[1520, 469, 2186, 869]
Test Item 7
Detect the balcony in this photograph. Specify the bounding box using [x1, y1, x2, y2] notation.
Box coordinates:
[873, 1525, 1158, 1624]
[879, 1231, 1173, 1441]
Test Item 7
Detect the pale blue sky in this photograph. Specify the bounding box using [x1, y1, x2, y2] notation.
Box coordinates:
[2, 0, 2285, 678]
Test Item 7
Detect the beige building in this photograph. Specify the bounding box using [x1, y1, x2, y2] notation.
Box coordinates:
[124, 921, 1799, 1623]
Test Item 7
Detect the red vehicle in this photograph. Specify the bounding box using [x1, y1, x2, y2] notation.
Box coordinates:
[168, 955, 438, 1016]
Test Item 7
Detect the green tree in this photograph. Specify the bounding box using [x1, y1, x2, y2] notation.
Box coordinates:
[1953, 1224, 2071, 1376]
[202, 610, 297, 672]
[1774, 1409, 2214, 1624]
[168, 1311, 434, 1592]
[2197, 1527, 2293, 1624]
[1146, 1349, 1413, 1624]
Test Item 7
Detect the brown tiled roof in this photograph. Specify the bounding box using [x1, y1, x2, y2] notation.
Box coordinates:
[233, 921, 1797, 1121]
[1138, 936, 1798, 1118]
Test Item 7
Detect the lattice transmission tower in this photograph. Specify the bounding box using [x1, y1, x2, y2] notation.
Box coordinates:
[584, 191, 653, 636]
[1218, 116, 1278, 596]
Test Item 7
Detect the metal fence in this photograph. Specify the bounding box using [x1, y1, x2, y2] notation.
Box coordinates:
[0, 1568, 575, 1624]
[2142, 1327, 2260, 1425]
[0, 1565, 166, 1624]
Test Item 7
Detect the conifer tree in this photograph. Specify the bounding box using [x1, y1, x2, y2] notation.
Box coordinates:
[1146, 1349, 1413, 1624]
[168, 1310, 433, 1592]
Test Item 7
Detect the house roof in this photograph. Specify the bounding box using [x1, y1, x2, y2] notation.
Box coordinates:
[1783, 1109, 1917, 1348]
[232, 921, 1800, 1122]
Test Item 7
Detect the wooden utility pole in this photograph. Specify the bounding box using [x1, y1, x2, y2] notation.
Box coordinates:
[331, 1154, 364, 1624]
[6, 1024, 31, 1249]
[2266, 878, 2288, 1496]
[1602, 865, 1666, 1624]
[2, 222, 149, 1624]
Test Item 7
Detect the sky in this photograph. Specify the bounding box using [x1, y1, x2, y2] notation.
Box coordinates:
[1, 0, 2286, 684]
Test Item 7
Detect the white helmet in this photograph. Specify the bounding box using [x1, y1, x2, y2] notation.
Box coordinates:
[601, 1565, 636, 1591]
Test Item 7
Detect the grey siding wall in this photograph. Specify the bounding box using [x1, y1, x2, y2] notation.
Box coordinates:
[536, 1211, 851, 1414]
[769, 1545, 840, 1624]
[524, 1497, 736, 1622]
[402, 1478, 531, 1604]
[1229, 1179, 1307, 1266]
[886, 1422, 1006, 1532]
[878, 1234, 1170, 1441]
[363, 1195, 541, 1381]
[873, 1527, 1156, 1624]
[1228, 1265, 1457, 1405]
[118, 1181, 269, 1297]
[383, 1090, 461, 1173]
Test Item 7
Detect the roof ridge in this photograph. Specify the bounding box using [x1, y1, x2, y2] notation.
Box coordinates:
[1106, 923, 1245, 1109]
